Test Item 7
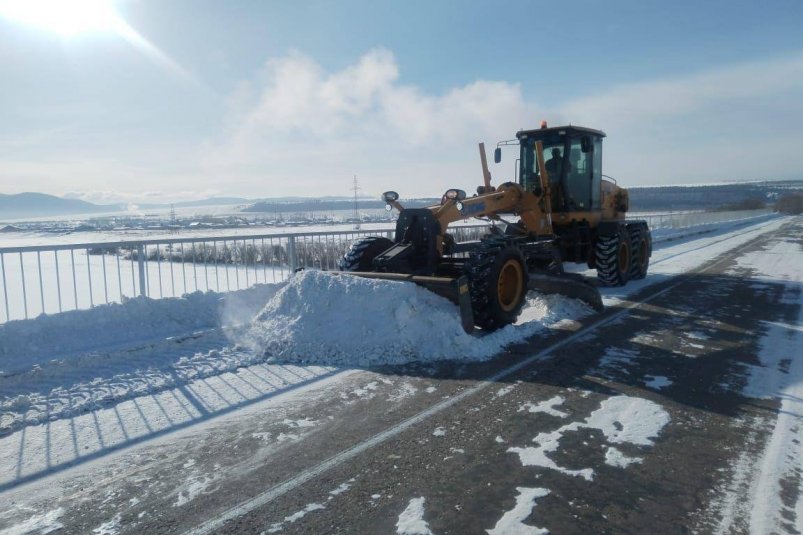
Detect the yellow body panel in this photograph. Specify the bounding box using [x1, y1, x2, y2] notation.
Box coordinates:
[393, 139, 630, 256]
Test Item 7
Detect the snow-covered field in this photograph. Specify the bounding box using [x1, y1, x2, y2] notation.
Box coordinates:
[0, 215, 792, 492]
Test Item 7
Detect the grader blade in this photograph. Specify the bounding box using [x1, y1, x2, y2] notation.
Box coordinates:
[527, 273, 604, 312]
[341, 272, 475, 334]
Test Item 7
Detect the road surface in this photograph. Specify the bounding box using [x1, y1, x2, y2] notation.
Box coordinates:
[1, 216, 801, 534]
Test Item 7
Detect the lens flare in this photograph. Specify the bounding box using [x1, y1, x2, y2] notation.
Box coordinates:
[0, 0, 203, 87]
[0, 0, 122, 36]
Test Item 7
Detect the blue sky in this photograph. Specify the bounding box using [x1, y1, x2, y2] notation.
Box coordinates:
[1, 0, 802, 203]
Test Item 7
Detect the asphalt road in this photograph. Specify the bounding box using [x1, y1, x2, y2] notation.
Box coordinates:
[2, 218, 801, 534]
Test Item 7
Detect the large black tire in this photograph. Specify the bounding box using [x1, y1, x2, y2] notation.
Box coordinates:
[339, 236, 393, 272]
[595, 226, 631, 287]
[628, 225, 651, 280]
[464, 235, 528, 331]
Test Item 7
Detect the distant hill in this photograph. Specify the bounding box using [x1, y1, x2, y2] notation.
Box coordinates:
[628, 180, 803, 211]
[242, 198, 439, 213]
[0, 192, 120, 219]
[4, 179, 802, 221]
[137, 197, 251, 209]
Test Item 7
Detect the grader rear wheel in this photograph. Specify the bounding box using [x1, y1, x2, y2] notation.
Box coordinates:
[595, 226, 632, 287]
[339, 236, 393, 272]
[629, 225, 651, 280]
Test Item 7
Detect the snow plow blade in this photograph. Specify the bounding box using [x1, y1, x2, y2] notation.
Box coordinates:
[528, 273, 604, 312]
[338, 272, 475, 334]
[338, 270, 602, 334]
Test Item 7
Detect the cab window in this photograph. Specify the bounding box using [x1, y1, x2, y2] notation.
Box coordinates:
[564, 138, 593, 210]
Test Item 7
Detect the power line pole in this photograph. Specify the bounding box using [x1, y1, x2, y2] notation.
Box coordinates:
[351, 175, 360, 230]
[169, 203, 178, 234]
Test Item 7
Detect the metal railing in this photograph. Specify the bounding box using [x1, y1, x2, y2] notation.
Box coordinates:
[630, 208, 773, 230]
[0, 209, 775, 323]
[0, 225, 491, 323]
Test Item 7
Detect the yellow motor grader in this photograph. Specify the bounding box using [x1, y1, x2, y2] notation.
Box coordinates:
[339, 124, 651, 332]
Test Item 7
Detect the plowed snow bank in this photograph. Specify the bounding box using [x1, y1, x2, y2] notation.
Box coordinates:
[243, 270, 591, 366]
[0, 284, 280, 373]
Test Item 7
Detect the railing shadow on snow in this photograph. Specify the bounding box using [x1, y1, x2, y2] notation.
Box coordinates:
[0, 360, 346, 493]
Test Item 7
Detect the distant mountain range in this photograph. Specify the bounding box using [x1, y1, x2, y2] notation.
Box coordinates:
[0, 192, 122, 219]
[0, 193, 262, 220]
[2, 180, 802, 221]
[0, 192, 377, 221]
[134, 197, 251, 209]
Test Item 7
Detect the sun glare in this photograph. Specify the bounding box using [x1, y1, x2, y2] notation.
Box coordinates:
[0, 0, 123, 36]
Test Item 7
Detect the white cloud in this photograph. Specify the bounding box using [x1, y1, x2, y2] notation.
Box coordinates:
[566, 53, 803, 124]
[202, 48, 537, 197]
[562, 52, 803, 185]
[3, 48, 802, 200]
[224, 48, 529, 146]
[205, 48, 803, 197]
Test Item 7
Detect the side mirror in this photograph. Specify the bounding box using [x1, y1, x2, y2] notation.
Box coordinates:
[494, 147, 502, 163]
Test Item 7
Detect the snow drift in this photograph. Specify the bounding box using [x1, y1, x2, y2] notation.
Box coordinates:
[241, 270, 591, 367]
[0, 284, 280, 374]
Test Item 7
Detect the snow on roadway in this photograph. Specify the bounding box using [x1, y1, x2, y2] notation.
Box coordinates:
[0, 215, 793, 524]
[486, 487, 550, 535]
[710, 226, 803, 534]
[508, 395, 670, 481]
[518, 395, 569, 418]
[0, 507, 64, 534]
[396, 497, 433, 535]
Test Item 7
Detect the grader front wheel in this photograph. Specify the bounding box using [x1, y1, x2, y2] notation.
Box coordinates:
[497, 258, 526, 313]
[465, 235, 529, 331]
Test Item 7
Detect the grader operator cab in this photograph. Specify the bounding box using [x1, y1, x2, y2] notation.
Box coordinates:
[338, 124, 651, 333]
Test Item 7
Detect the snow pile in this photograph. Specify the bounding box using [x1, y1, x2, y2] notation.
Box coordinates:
[242, 270, 591, 367]
[0, 284, 279, 374]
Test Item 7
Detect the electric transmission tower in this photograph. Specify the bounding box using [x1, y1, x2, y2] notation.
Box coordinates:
[351, 175, 360, 230]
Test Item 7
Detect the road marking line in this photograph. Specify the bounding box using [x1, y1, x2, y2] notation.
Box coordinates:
[184, 220, 786, 535]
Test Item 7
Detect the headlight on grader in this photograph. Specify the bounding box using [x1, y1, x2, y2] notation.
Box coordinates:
[441, 188, 467, 206]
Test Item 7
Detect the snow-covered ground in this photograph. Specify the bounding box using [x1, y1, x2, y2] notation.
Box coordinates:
[706, 225, 803, 534]
[0, 215, 792, 492]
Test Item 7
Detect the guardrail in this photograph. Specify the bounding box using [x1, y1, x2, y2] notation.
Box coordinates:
[0, 209, 775, 323]
[0, 225, 490, 323]
[632, 208, 773, 230]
